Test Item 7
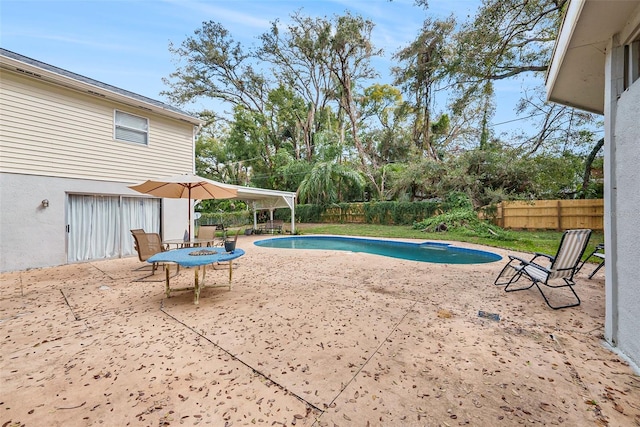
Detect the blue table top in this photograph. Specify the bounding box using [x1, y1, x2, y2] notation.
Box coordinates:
[147, 247, 245, 267]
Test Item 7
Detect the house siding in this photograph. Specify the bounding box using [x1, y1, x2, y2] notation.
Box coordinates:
[0, 69, 194, 182]
[0, 52, 199, 272]
[613, 80, 640, 367]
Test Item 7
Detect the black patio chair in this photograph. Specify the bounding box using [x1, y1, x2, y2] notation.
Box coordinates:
[579, 243, 605, 279]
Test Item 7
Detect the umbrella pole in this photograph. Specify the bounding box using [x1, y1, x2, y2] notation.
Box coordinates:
[188, 186, 192, 240]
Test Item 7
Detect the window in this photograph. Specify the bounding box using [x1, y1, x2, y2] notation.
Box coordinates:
[114, 110, 148, 145]
[623, 40, 640, 90]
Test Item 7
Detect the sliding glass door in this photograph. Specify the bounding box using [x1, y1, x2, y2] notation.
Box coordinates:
[67, 194, 160, 262]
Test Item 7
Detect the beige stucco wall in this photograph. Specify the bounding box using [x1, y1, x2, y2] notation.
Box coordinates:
[0, 69, 194, 182]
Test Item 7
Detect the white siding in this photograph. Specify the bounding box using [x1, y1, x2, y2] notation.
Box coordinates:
[0, 69, 194, 182]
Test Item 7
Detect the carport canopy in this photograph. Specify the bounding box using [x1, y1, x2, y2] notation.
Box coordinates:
[218, 183, 297, 233]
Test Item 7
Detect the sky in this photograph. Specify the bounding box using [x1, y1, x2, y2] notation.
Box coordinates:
[0, 0, 536, 135]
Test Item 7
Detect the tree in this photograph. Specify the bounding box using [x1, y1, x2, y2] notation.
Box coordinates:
[195, 127, 229, 180]
[358, 84, 412, 165]
[163, 13, 384, 195]
[393, 16, 455, 159]
[324, 13, 383, 197]
[450, 0, 567, 85]
[274, 151, 313, 193]
[162, 21, 269, 115]
[265, 84, 309, 160]
[528, 151, 586, 198]
[439, 0, 602, 164]
[440, 0, 582, 153]
[298, 161, 365, 205]
[513, 87, 597, 155]
[580, 137, 604, 199]
[258, 12, 337, 162]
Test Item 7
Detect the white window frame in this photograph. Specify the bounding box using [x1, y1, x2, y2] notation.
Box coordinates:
[114, 110, 149, 145]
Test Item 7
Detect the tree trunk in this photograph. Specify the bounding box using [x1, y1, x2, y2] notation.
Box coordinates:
[305, 106, 315, 161]
[581, 137, 604, 198]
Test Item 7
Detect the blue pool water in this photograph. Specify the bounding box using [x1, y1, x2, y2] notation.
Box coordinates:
[254, 235, 502, 264]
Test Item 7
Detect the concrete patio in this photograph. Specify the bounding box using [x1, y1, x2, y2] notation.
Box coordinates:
[1, 235, 639, 426]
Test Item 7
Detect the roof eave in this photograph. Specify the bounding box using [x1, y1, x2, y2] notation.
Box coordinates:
[544, 0, 608, 114]
[545, 0, 587, 106]
[545, 0, 640, 115]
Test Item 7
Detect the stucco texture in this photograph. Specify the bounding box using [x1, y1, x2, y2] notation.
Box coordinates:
[0, 173, 186, 273]
[613, 81, 640, 367]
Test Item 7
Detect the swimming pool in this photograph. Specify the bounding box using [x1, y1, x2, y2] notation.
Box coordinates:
[254, 235, 502, 264]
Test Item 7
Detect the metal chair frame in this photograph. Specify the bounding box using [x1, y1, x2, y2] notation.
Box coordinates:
[494, 229, 592, 309]
[579, 243, 605, 279]
[131, 230, 175, 282]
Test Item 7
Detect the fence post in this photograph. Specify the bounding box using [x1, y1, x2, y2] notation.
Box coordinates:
[557, 200, 562, 231]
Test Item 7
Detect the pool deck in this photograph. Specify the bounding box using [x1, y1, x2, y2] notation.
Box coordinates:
[2, 234, 639, 426]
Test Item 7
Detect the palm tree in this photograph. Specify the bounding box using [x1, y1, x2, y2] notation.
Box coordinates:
[298, 161, 365, 205]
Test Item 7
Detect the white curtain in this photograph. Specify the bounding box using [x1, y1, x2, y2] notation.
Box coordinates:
[121, 197, 161, 256]
[68, 194, 160, 262]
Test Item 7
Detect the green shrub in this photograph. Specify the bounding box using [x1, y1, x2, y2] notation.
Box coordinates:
[413, 206, 514, 241]
[197, 211, 252, 228]
[295, 204, 325, 223]
[363, 200, 442, 225]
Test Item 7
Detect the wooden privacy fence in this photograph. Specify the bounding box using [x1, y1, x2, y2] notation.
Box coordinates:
[491, 199, 603, 231]
[321, 203, 366, 223]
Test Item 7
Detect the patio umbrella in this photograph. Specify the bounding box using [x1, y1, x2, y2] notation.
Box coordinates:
[128, 173, 238, 239]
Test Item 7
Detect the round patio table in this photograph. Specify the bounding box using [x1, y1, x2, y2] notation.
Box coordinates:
[147, 247, 245, 304]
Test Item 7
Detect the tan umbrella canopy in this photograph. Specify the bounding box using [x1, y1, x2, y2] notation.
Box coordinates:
[128, 173, 238, 238]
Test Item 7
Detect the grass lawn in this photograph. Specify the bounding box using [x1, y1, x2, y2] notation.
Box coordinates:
[293, 222, 604, 261]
